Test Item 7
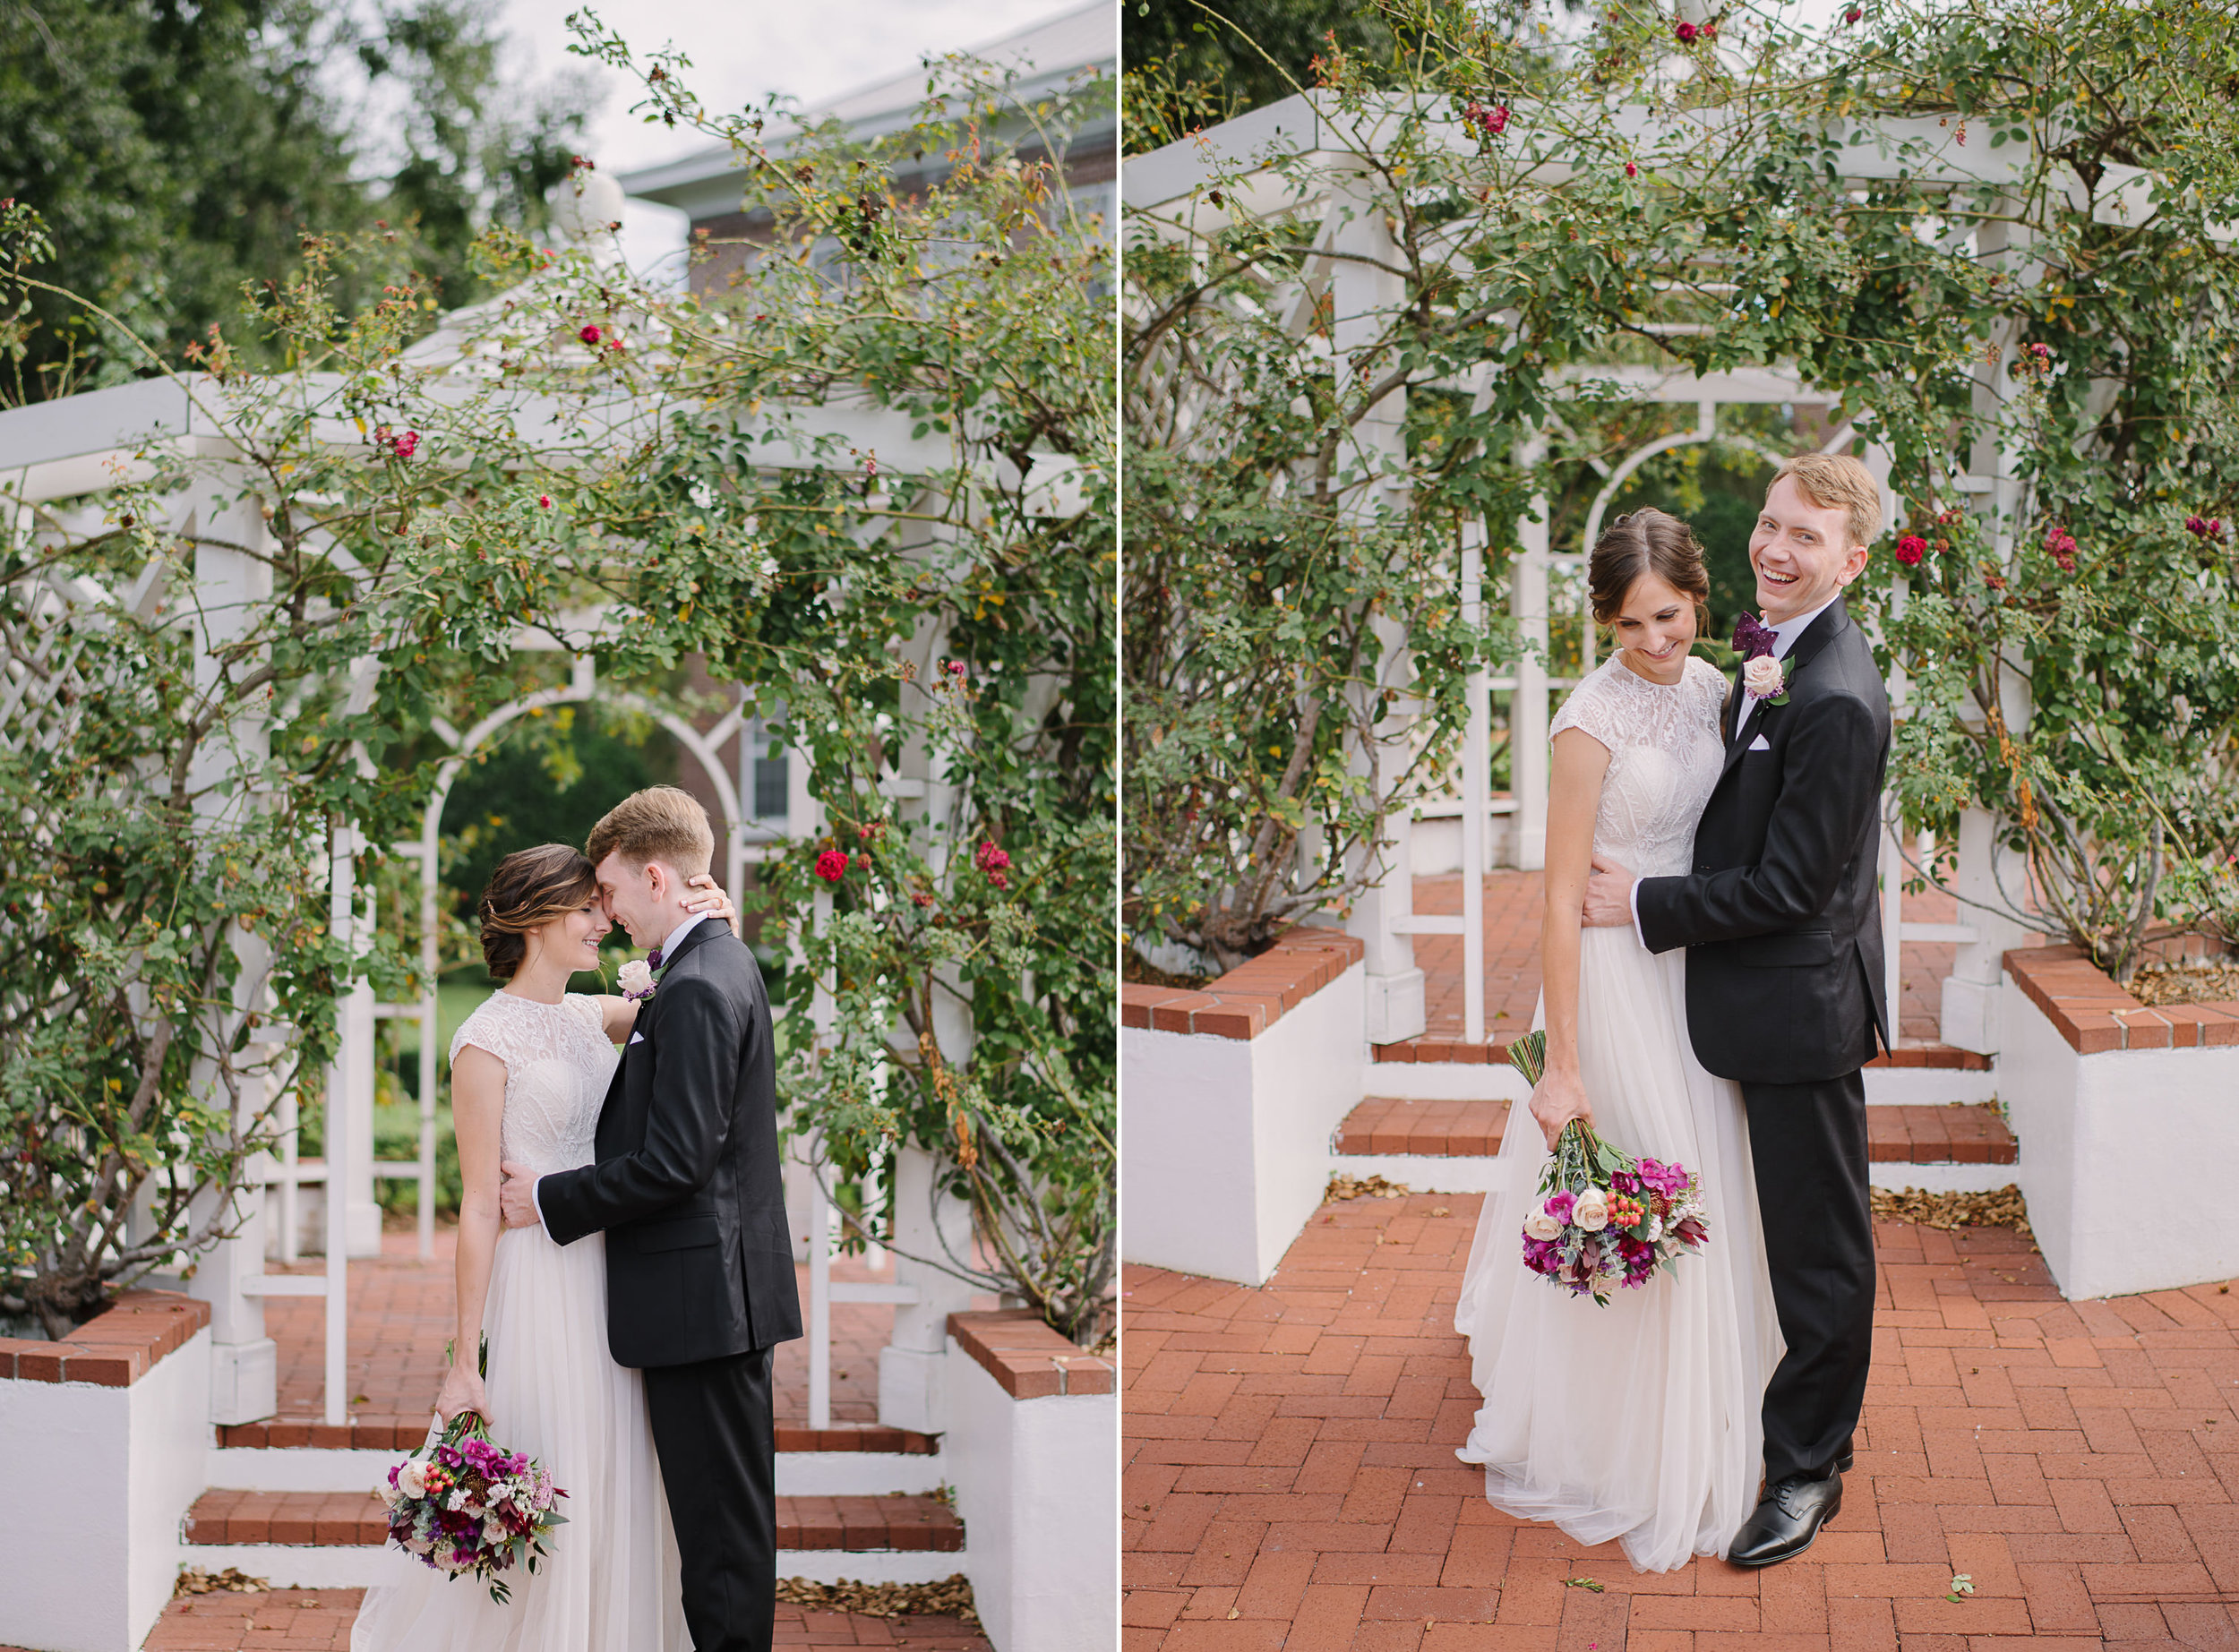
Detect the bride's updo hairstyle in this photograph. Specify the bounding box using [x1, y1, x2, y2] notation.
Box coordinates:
[1587, 508, 1711, 627]
[478, 843, 600, 981]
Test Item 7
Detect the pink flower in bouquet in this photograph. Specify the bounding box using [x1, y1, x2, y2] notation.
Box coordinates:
[1543, 1189, 1575, 1224]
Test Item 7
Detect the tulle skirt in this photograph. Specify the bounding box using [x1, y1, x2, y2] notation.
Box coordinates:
[1453, 926, 1782, 1572]
[351, 1223, 689, 1651]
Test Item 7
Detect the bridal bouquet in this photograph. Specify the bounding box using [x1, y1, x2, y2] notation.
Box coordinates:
[378, 1408, 569, 1604]
[1508, 1031, 1711, 1304]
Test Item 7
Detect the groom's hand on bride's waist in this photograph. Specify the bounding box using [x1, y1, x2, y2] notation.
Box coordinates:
[498, 1161, 542, 1230]
[1581, 855, 1636, 928]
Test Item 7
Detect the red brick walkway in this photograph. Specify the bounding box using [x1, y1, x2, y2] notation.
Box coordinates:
[122, 1589, 989, 1649]
[1122, 1193, 2239, 1649]
[257, 1223, 894, 1428]
[1409, 874, 1963, 1046]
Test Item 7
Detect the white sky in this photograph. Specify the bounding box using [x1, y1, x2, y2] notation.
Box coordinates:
[493, 0, 1090, 277]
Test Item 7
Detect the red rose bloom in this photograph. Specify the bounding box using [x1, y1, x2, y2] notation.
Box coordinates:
[1674, 20, 1698, 41]
[579, 324, 602, 346]
[1895, 535, 1926, 567]
[814, 849, 848, 882]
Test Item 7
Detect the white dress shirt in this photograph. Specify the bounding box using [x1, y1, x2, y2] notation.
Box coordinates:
[1626, 595, 1841, 945]
[531, 912, 707, 1237]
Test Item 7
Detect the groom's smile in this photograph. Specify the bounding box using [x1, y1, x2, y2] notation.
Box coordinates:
[1748, 474, 1872, 624]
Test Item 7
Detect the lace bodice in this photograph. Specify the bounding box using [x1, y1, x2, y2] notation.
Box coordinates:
[1549, 655, 1729, 878]
[448, 990, 619, 1176]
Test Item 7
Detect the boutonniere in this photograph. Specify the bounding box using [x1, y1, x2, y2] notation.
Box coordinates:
[617, 959, 656, 1002]
[1741, 653, 1791, 706]
[1731, 613, 1794, 707]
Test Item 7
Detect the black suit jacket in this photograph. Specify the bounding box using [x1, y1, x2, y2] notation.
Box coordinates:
[1634, 599, 1893, 1085]
[538, 917, 803, 1366]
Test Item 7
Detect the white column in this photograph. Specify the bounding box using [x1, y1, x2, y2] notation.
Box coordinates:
[1940, 809, 2034, 1053]
[1937, 219, 2038, 1055]
[342, 973, 382, 1258]
[878, 1143, 976, 1435]
[1460, 525, 1489, 1045]
[324, 824, 356, 1426]
[1325, 175, 1425, 1043]
[182, 473, 279, 1424]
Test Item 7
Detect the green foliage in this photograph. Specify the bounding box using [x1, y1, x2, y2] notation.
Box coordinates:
[0, 0, 584, 404]
[536, 24, 1119, 1335]
[1123, 0, 1400, 153]
[1125, 0, 2239, 980]
[0, 33, 1114, 1338]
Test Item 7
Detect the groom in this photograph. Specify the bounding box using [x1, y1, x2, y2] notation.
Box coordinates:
[498, 785, 802, 1649]
[1583, 454, 1892, 1566]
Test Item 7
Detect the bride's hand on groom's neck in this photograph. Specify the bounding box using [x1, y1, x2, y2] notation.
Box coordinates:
[681, 873, 741, 937]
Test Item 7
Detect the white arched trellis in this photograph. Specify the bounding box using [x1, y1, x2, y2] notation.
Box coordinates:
[1125, 87, 2060, 1054]
[0, 369, 986, 1431]
[267, 648, 771, 1282]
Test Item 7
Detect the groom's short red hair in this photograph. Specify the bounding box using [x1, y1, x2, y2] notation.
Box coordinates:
[1771, 454, 1882, 552]
[588, 786, 714, 877]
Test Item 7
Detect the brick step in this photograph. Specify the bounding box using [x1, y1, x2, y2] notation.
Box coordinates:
[1334, 1098, 2017, 1165]
[183, 1489, 964, 1553]
[1368, 1037, 1992, 1071]
[217, 1417, 937, 1455]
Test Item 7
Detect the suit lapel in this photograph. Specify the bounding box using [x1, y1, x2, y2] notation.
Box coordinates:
[1714, 599, 1852, 789]
[655, 915, 724, 979]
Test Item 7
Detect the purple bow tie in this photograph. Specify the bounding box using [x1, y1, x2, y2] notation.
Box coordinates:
[1732, 613, 1779, 660]
[647, 949, 663, 970]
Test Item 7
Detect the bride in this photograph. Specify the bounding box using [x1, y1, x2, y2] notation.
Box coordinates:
[1453, 509, 1781, 1572]
[351, 842, 737, 1650]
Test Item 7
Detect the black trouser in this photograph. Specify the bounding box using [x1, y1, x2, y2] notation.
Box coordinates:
[644, 1345, 776, 1652]
[1742, 1066, 1874, 1486]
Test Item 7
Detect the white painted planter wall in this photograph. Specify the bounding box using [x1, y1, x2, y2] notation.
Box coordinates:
[2001, 974, 2239, 1300]
[944, 1347, 1117, 1652]
[0, 1327, 211, 1652]
[1120, 962, 1365, 1285]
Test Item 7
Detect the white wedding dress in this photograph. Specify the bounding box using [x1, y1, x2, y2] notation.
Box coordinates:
[352, 990, 688, 1651]
[1453, 655, 1783, 1572]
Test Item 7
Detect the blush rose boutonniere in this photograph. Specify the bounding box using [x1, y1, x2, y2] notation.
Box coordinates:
[1741, 654, 1790, 705]
[617, 959, 655, 1002]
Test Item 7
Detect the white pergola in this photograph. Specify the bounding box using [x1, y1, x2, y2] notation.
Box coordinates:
[0, 354, 1070, 1429]
[1122, 86, 2183, 1051]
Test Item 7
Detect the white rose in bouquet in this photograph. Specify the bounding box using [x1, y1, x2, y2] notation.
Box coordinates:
[1572, 1189, 1610, 1232]
[1523, 1207, 1563, 1241]
[396, 1460, 428, 1500]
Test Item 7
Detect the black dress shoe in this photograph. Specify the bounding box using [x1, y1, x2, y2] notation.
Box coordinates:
[1836, 1449, 1855, 1472]
[1727, 1472, 1842, 1567]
